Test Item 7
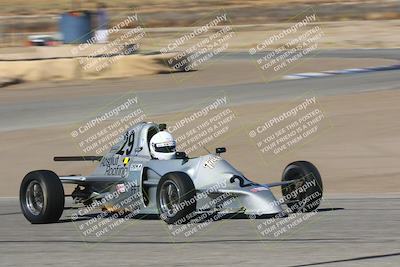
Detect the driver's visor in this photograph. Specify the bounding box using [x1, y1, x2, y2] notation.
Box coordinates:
[154, 141, 176, 153]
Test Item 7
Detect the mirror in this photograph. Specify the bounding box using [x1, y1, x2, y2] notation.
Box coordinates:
[175, 151, 187, 159]
[215, 147, 226, 155]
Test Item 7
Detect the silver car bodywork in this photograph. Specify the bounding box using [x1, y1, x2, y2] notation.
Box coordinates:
[61, 122, 284, 216]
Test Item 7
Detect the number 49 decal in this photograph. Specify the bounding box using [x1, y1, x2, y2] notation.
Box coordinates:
[116, 131, 135, 156]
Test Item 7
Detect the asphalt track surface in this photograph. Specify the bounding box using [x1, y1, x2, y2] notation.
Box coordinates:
[1, 49, 400, 266]
[0, 49, 399, 132]
[1, 197, 399, 266]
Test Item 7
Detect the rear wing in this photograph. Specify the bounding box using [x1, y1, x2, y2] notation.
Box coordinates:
[54, 156, 103, 162]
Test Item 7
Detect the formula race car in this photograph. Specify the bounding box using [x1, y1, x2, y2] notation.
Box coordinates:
[20, 122, 323, 224]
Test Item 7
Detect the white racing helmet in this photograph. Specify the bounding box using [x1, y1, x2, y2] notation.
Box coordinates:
[149, 131, 176, 160]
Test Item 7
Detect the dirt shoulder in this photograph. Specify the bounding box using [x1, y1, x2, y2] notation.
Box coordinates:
[140, 20, 400, 51]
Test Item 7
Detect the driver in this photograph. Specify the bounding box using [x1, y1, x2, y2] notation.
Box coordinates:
[149, 131, 176, 160]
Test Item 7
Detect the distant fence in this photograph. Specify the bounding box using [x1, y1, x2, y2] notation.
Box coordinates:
[0, 14, 133, 47]
[0, 15, 58, 47]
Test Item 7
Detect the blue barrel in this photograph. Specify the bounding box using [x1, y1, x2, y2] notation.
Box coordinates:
[59, 11, 93, 44]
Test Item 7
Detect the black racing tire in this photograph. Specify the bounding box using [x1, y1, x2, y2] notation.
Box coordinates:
[281, 161, 323, 213]
[156, 172, 196, 224]
[19, 170, 65, 224]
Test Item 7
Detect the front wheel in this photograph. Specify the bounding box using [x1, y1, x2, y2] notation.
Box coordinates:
[20, 170, 65, 224]
[156, 172, 196, 224]
[281, 161, 323, 213]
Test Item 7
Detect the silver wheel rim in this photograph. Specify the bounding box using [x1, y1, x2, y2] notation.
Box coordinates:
[159, 180, 180, 216]
[26, 181, 44, 215]
[284, 167, 308, 211]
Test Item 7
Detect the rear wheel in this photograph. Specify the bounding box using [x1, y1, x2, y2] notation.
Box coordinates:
[281, 161, 323, 213]
[156, 172, 196, 224]
[20, 170, 65, 224]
